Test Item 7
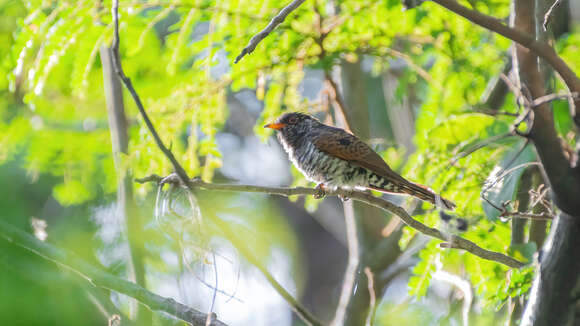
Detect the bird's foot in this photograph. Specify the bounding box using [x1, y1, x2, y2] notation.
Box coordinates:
[161, 173, 182, 186]
[338, 189, 355, 202]
[339, 195, 350, 202]
[313, 184, 327, 199]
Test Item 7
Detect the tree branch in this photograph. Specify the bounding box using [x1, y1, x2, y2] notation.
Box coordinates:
[110, 0, 190, 184]
[234, 0, 306, 63]
[137, 175, 526, 268]
[324, 73, 353, 133]
[431, 0, 580, 127]
[0, 219, 227, 326]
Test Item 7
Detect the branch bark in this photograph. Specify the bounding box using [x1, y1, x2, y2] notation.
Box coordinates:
[510, 0, 580, 324]
[137, 175, 525, 269]
[520, 213, 580, 326]
[0, 219, 227, 326]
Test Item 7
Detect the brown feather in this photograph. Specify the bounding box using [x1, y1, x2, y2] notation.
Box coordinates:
[312, 128, 407, 183]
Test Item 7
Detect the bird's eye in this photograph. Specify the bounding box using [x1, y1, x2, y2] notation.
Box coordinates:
[288, 116, 298, 124]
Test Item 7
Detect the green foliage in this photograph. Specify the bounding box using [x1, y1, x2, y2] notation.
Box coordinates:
[408, 240, 437, 297]
[3, 0, 578, 323]
[491, 266, 535, 308]
[374, 301, 436, 325]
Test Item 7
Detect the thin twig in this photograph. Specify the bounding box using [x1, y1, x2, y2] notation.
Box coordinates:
[500, 211, 554, 220]
[383, 47, 442, 91]
[499, 73, 530, 109]
[136, 175, 526, 268]
[324, 74, 353, 132]
[110, 0, 190, 184]
[532, 91, 579, 107]
[543, 0, 563, 31]
[234, 0, 306, 63]
[364, 267, 377, 326]
[0, 219, 228, 326]
[450, 132, 514, 166]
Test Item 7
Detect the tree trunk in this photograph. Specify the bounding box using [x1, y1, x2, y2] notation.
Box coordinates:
[521, 213, 580, 326]
[512, 0, 580, 324]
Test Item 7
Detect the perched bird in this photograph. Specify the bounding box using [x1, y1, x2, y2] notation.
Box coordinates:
[265, 112, 455, 210]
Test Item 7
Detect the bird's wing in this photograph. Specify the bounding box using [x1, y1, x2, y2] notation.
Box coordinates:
[312, 127, 407, 183]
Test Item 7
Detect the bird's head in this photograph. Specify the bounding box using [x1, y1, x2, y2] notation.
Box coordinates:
[264, 112, 318, 143]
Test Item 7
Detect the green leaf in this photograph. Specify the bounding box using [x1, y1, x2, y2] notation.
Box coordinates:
[53, 179, 93, 205]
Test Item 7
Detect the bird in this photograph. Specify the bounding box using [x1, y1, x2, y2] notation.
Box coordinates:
[264, 112, 455, 210]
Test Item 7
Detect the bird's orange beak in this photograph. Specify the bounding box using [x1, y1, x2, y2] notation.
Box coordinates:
[264, 122, 286, 130]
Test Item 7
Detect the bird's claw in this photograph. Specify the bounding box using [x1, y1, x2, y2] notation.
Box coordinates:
[313, 184, 327, 199]
[338, 189, 355, 202]
[161, 173, 181, 186]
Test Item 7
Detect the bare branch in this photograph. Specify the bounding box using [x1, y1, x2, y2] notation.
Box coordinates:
[532, 91, 579, 107]
[324, 74, 353, 133]
[234, 0, 306, 63]
[364, 267, 377, 326]
[501, 211, 555, 220]
[0, 219, 227, 326]
[110, 0, 190, 184]
[450, 132, 514, 166]
[137, 176, 526, 268]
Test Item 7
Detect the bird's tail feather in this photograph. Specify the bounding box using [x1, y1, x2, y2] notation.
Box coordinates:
[370, 181, 455, 210]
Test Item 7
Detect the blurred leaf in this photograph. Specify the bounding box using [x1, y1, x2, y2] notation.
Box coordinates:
[482, 141, 535, 221]
[509, 242, 537, 263]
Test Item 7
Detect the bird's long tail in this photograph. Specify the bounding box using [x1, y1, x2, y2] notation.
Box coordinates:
[370, 180, 456, 210]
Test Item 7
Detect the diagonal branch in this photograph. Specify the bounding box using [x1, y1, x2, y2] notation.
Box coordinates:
[137, 175, 526, 268]
[324, 73, 353, 133]
[0, 219, 227, 326]
[431, 0, 580, 126]
[234, 0, 306, 63]
[110, 0, 190, 184]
